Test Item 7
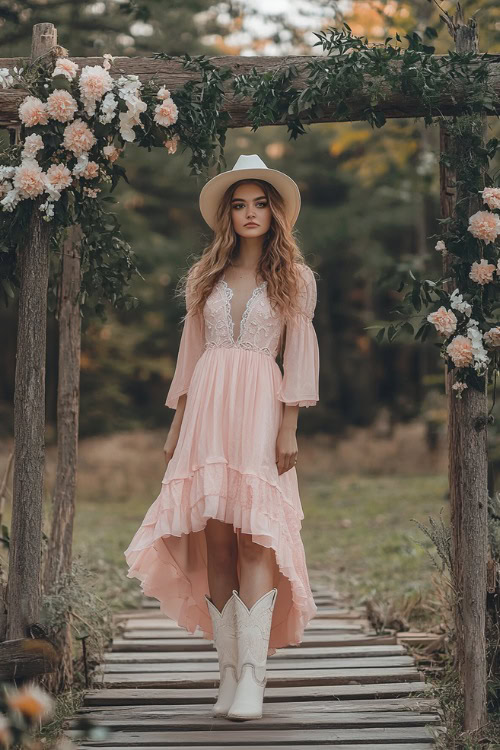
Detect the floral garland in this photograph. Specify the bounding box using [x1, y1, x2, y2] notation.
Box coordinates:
[0, 51, 180, 222]
[428, 189, 500, 397]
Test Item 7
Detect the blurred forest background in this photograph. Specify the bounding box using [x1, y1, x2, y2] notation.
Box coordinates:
[1, 0, 500, 614]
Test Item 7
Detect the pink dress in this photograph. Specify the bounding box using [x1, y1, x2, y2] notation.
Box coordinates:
[124, 262, 320, 655]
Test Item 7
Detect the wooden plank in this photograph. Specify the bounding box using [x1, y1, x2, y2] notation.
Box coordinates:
[122, 621, 366, 638]
[96, 666, 424, 688]
[100, 656, 415, 673]
[117, 608, 366, 623]
[104, 644, 408, 663]
[75, 697, 439, 715]
[74, 745, 437, 750]
[67, 725, 442, 745]
[122, 617, 368, 638]
[83, 682, 433, 706]
[112, 633, 397, 651]
[66, 709, 441, 731]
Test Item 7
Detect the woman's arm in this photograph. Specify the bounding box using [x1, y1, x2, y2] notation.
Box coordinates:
[163, 393, 187, 465]
[276, 404, 299, 475]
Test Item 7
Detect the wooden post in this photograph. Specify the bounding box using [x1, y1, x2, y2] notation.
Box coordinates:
[42, 225, 82, 691]
[6, 23, 56, 640]
[439, 4, 489, 731]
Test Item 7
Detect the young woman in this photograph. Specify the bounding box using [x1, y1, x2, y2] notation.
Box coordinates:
[124, 153, 320, 721]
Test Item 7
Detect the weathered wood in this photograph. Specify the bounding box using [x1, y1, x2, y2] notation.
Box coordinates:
[1, 53, 500, 128]
[122, 620, 366, 637]
[67, 725, 442, 745]
[112, 632, 398, 651]
[43, 224, 83, 693]
[82, 681, 434, 706]
[101, 656, 415, 673]
[104, 644, 408, 662]
[0, 637, 59, 679]
[6, 23, 56, 641]
[75, 696, 439, 715]
[96, 666, 424, 688]
[440, 5, 489, 733]
[66, 709, 441, 731]
[71, 745, 436, 750]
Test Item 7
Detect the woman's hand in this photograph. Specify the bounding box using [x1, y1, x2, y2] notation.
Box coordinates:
[275, 425, 298, 475]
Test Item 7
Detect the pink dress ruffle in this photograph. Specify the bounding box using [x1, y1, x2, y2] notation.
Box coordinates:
[124, 264, 320, 655]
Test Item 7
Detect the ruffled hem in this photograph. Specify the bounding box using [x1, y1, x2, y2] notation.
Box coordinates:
[124, 462, 317, 655]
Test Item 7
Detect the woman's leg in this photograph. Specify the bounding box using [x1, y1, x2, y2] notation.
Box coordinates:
[205, 519, 239, 609]
[238, 533, 275, 607]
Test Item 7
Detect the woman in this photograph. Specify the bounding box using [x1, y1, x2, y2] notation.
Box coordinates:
[124, 153, 320, 721]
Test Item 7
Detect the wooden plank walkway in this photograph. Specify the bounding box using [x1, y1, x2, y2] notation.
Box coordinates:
[64, 586, 444, 748]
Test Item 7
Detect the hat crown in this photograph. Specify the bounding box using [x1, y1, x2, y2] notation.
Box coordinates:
[232, 154, 268, 172]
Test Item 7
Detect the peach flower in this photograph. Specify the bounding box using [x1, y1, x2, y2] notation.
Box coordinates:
[13, 159, 46, 197]
[53, 57, 79, 81]
[79, 65, 113, 110]
[484, 326, 500, 348]
[46, 89, 78, 122]
[45, 163, 72, 191]
[83, 161, 100, 179]
[468, 210, 500, 244]
[154, 97, 178, 127]
[102, 53, 114, 71]
[156, 86, 171, 100]
[22, 133, 44, 158]
[481, 187, 500, 211]
[83, 186, 100, 197]
[452, 381, 468, 396]
[427, 306, 457, 336]
[163, 134, 180, 154]
[469, 258, 496, 285]
[446, 335, 474, 367]
[6, 683, 54, 720]
[19, 95, 48, 126]
[103, 144, 120, 162]
[63, 118, 96, 156]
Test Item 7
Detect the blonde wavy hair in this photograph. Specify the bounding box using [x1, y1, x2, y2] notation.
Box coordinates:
[177, 178, 311, 329]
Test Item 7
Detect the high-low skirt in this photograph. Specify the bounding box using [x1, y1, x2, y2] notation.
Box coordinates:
[123, 346, 317, 656]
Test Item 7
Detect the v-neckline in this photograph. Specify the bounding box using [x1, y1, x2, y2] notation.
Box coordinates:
[220, 275, 267, 343]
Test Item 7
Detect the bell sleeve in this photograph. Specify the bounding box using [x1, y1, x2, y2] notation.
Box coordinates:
[277, 265, 320, 408]
[164, 278, 205, 410]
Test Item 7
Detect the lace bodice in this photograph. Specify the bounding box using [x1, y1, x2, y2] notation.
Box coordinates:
[164, 264, 320, 409]
[204, 279, 283, 358]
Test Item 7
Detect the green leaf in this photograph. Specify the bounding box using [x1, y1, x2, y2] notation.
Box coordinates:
[1, 278, 15, 298]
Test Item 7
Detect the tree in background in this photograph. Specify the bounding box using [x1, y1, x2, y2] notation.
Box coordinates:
[0, 0, 498, 438]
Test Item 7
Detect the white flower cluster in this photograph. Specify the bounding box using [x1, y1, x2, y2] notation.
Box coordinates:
[0, 53, 180, 220]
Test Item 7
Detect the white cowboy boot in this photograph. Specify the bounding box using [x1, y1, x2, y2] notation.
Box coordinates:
[227, 587, 278, 721]
[205, 592, 238, 717]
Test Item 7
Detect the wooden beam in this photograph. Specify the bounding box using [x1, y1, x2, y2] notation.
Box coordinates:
[0, 54, 500, 127]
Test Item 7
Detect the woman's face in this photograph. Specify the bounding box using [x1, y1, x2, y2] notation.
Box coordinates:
[230, 182, 272, 239]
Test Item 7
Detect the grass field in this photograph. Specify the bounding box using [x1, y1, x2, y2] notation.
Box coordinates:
[1, 421, 451, 631]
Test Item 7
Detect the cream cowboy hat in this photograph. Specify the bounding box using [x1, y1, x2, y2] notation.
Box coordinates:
[199, 154, 301, 230]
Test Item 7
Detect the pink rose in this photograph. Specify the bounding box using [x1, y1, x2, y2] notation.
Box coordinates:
[427, 306, 457, 336]
[446, 335, 474, 367]
[469, 258, 496, 285]
[484, 326, 500, 349]
[19, 96, 48, 126]
[46, 90, 78, 123]
[468, 210, 500, 244]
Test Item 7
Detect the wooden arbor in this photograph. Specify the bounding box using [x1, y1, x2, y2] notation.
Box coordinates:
[0, 10, 498, 731]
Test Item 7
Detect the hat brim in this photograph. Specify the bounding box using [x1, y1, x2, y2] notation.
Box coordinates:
[199, 167, 301, 230]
